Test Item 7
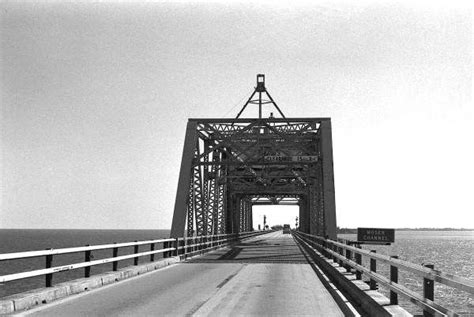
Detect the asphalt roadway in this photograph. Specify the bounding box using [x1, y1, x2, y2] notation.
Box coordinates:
[23, 231, 344, 316]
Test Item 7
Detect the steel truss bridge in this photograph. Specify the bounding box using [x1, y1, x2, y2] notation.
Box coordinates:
[171, 75, 337, 239]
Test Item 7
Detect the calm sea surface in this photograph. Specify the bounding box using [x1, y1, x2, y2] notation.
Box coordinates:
[0, 230, 473, 314]
[339, 230, 474, 315]
[0, 229, 170, 298]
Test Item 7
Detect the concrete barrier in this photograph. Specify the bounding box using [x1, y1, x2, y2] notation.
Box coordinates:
[0, 299, 14, 315]
[100, 272, 123, 286]
[0, 256, 181, 314]
[0, 284, 70, 313]
[67, 276, 103, 295]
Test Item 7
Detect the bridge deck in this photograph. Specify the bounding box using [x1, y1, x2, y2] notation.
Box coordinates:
[26, 232, 344, 316]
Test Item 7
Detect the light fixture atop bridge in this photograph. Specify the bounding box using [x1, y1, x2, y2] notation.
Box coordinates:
[235, 74, 287, 120]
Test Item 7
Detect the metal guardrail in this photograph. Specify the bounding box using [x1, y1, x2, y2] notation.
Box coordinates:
[0, 231, 267, 289]
[293, 231, 474, 317]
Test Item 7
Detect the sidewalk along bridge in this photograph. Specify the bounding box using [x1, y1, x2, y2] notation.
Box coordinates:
[0, 75, 473, 316]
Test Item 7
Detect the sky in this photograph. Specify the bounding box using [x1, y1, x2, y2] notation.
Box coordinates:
[0, 1, 472, 230]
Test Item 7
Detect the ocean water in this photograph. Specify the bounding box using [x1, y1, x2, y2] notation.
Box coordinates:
[338, 230, 474, 315]
[0, 230, 473, 314]
[0, 229, 170, 298]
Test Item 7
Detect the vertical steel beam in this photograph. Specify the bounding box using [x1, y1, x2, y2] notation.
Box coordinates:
[208, 150, 219, 235]
[233, 195, 241, 233]
[243, 199, 251, 232]
[249, 203, 253, 231]
[193, 144, 206, 235]
[217, 184, 225, 233]
[225, 190, 233, 233]
[308, 186, 320, 236]
[186, 182, 194, 236]
[171, 121, 198, 238]
[202, 145, 210, 235]
[319, 120, 337, 239]
[298, 200, 303, 232]
[239, 199, 245, 232]
[299, 196, 310, 233]
[219, 151, 228, 234]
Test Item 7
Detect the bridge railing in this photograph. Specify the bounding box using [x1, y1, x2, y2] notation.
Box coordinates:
[0, 231, 266, 290]
[293, 231, 474, 317]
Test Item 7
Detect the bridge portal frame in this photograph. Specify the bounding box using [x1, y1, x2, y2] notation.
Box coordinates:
[170, 117, 337, 239]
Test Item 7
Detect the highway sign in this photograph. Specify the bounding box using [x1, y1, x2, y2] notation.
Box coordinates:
[264, 156, 318, 162]
[357, 228, 395, 244]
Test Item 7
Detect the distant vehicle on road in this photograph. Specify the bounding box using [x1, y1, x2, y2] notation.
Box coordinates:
[283, 224, 291, 234]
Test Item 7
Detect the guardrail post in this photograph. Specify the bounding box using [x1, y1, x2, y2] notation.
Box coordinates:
[370, 250, 377, 290]
[113, 244, 118, 271]
[423, 263, 435, 317]
[327, 240, 332, 259]
[84, 245, 91, 278]
[175, 238, 179, 256]
[325, 239, 330, 258]
[345, 242, 352, 272]
[45, 249, 53, 287]
[390, 255, 399, 305]
[322, 238, 327, 257]
[134, 241, 139, 265]
[183, 237, 187, 258]
[150, 243, 155, 262]
[332, 243, 338, 263]
[338, 245, 344, 266]
[163, 241, 169, 258]
[355, 245, 362, 280]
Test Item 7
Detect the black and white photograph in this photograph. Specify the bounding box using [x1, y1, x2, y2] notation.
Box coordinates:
[1, 0, 472, 315]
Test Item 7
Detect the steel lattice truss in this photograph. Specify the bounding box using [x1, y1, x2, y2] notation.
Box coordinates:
[171, 75, 336, 239]
[171, 117, 337, 239]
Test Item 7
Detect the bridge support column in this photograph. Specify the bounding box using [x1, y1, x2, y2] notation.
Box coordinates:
[171, 121, 198, 238]
[230, 195, 240, 233]
[299, 197, 309, 233]
[319, 120, 337, 239]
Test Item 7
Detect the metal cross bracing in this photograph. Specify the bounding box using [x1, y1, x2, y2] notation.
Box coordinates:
[171, 75, 337, 239]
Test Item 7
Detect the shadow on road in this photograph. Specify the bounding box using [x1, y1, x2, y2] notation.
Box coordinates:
[185, 233, 308, 264]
